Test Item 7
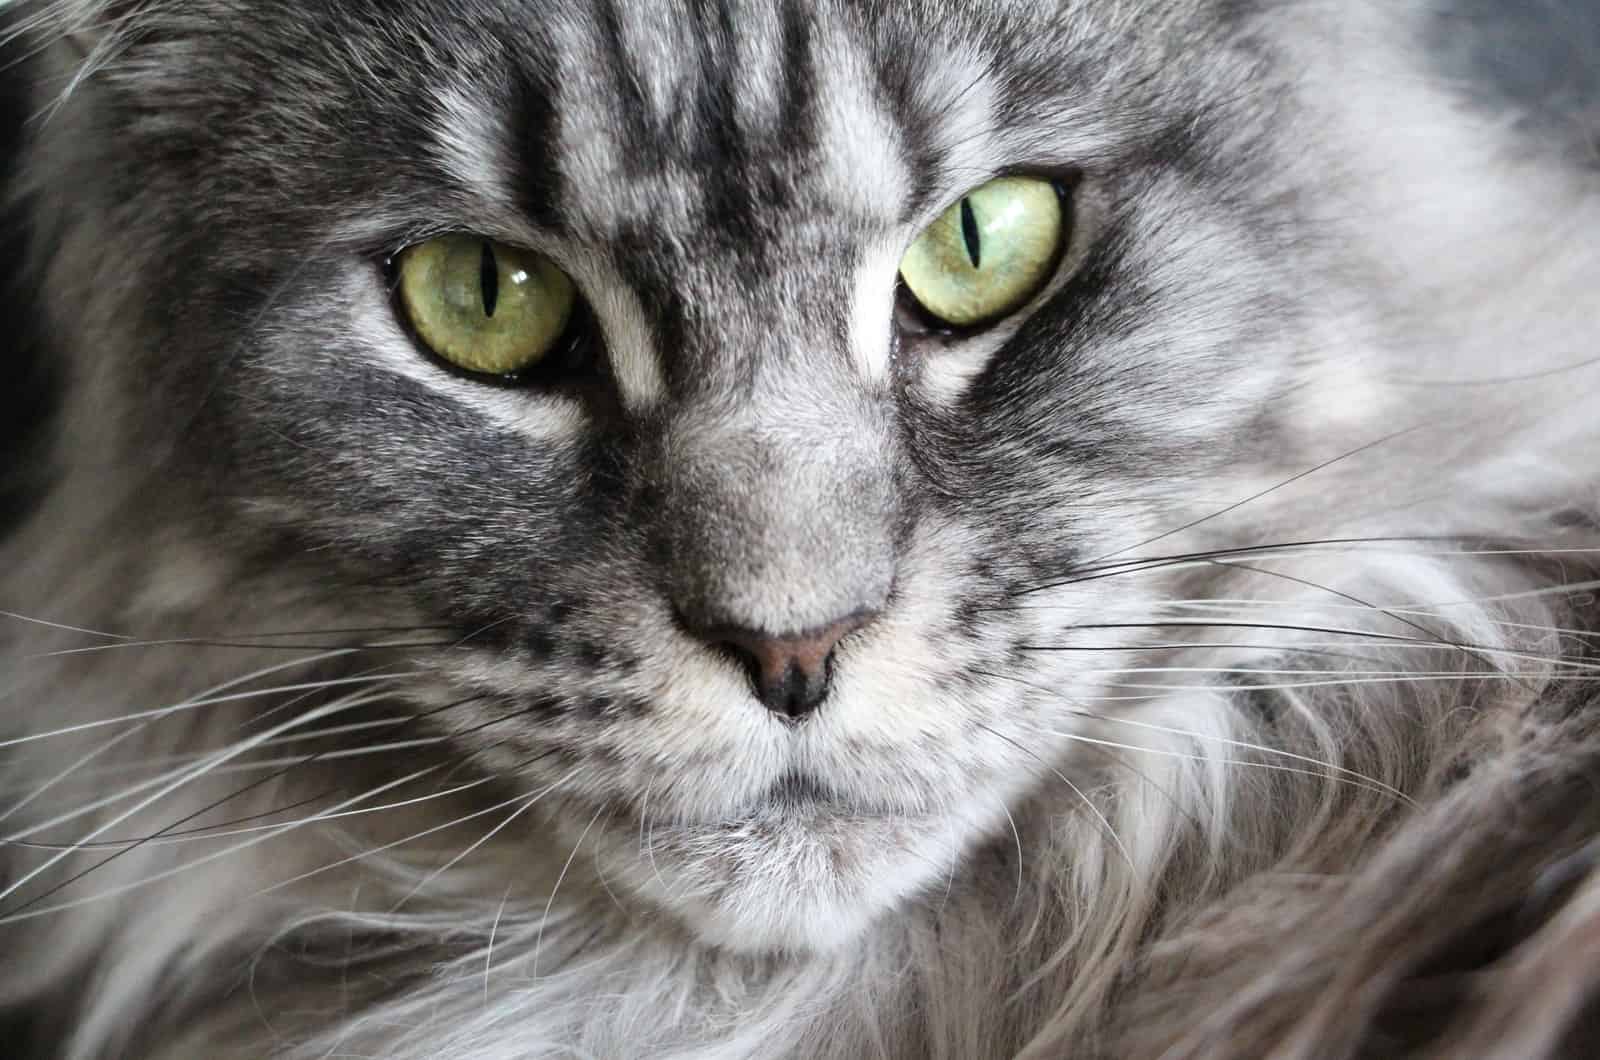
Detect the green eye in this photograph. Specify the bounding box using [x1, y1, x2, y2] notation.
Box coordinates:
[396, 235, 576, 377]
[898, 176, 1066, 329]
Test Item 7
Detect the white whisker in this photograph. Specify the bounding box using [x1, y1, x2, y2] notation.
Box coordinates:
[533, 806, 605, 981]
[1041, 730, 1411, 804]
[0, 608, 130, 640]
[976, 722, 1136, 878]
[0, 761, 453, 925]
[1, 688, 401, 844]
[483, 883, 516, 1008]
[0, 722, 144, 826]
[387, 767, 580, 913]
[0, 688, 391, 907]
[0, 660, 417, 749]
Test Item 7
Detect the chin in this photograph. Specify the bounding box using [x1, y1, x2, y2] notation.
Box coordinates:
[585, 803, 970, 955]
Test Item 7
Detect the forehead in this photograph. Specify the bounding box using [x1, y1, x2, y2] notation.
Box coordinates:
[409, 0, 1029, 244]
[178, 0, 1182, 239]
[512, 0, 918, 241]
[98, 0, 1232, 283]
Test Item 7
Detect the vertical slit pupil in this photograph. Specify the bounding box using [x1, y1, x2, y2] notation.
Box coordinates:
[480, 241, 500, 318]
[959, 198, 982, 269]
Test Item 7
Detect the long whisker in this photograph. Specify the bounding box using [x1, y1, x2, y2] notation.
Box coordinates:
[0, 666, 421, 749]
[1, 681, 417, 843]
[1027, 622, 1600, 673]
[16, 721, 559, 917]
[0, 608, 131, 640]
[973, 668, 1412, 805]
[27, 636, 460, 659]
[3, 790, 339, 851]
[0, 721, 147, 826]
[483, 882, 516, 1006]
[0, 687, 396, 913]
[1202, 559, 1544, 697]
[1041, 729, 1409, 803]
[247, 771, 568, 906]
[533, 806, 606, 981]
[1063, 673, 1600, 702]
[1081, 426, 1428, 568]
[387, 767, 581, 914]
[18, 618, 505, 662]
[1157, 599, 1600, 645]
[0, 760, 465, 926]
[973, 721, 1136, 877]
[1015, 642, 1593, 674]
[242, 660, 417, 733]
[1009, 540, 1600, 598]
[1014, 537, 1446, 596]
[7, 691, 522, 848]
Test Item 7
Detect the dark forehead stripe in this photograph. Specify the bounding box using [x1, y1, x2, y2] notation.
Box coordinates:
[509, 41, 568, 231]
[550, 1, 848, 394]
[531, 0, 827, 244]
[675, 0, 821, 251]
[684, 0, 763, 246]
[592, 0, 664, 174]
[774, 0, 818, 155]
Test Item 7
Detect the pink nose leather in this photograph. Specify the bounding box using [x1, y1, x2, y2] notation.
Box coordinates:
[709, 613, 875, 719]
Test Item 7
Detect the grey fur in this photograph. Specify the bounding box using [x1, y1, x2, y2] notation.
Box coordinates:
[1, 1, 1599, 1057]
[1429, 0, 1600, 158]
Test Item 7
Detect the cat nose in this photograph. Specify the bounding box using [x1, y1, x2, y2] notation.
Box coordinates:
[694, 613, 876, 720]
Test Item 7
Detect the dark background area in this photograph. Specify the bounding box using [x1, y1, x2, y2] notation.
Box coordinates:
[0, 19, 62, 542]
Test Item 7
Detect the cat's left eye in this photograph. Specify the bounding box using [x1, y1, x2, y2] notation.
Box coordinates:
[898, 176, 1067, 330]
[395, 235, 576, 378]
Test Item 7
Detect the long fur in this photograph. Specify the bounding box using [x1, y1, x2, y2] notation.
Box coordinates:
[3, 1, 1600, 1057]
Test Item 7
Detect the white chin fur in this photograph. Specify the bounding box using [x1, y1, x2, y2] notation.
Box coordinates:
[589, 810, 962, 955]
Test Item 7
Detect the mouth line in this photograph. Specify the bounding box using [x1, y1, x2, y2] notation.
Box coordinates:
[765, 770, 841, 810]
[713, 772, 934, 826]
[600, 773, 928, 832]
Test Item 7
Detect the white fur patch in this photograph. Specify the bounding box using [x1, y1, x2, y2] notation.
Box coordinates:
[849, 240, 902, 384]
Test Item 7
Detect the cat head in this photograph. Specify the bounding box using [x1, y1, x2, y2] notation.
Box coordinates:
[14, 0, 1585, 953]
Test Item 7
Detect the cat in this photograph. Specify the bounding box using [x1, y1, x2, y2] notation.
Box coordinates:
[2, 0, 1600, 1056]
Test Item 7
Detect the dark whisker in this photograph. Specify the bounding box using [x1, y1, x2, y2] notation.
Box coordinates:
[1006, 535, 1468, 598]
[1027, 621, 1534, 657]
[1204, 559, 1543, 696]
[2, 791, 338, 851]
[1079, 426, 1428, 569]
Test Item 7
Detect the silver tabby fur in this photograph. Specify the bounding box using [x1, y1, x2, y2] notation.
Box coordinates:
[2, 0, 1600, 1056]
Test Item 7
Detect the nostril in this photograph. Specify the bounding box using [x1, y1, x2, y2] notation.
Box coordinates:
[693, 611, 877, 720]
[729, 648, 830, 719]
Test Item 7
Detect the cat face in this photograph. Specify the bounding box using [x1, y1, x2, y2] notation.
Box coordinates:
[42, 0, 1370, 952]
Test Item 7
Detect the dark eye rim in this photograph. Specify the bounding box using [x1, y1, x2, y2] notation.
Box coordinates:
[895, 174, 1078, 339]
[382, 239, 599, 391]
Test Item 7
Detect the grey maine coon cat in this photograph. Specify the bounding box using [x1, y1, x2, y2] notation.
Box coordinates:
[2, 0, 1600, 1056]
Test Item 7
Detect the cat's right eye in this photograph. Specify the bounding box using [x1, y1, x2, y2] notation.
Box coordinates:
[395, 235, 576, 378]
[898, 176, 1067, 330]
